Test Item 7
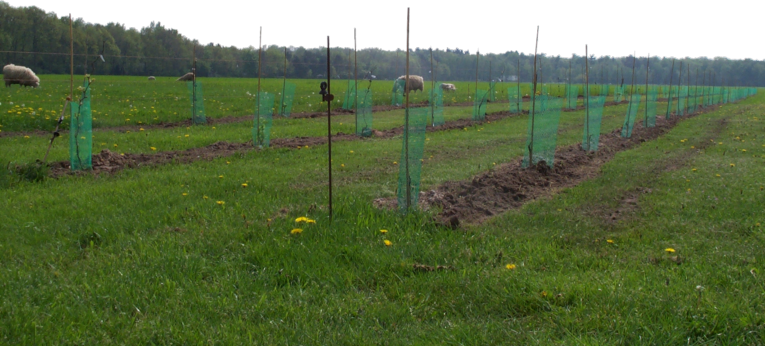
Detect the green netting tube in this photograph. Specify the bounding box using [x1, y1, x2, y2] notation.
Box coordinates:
[186, 81, 206, 125]
[508, 87, 523, 114]
[391, 79, 404, 106]
[676, 86, 687, 116]
[429, 84, 444, 127]
[397, 107, 428, 212]
[70, 80, 92, 171]
[280, 82, 296, 117]
[582, 96, 605, 151]
[252, 92, 274, 148]
[644, 89, 657, 128]
[621, 94, 642, 138]
[523, 96, 563, 168]
[614, 85, 624, 103]
[342, 80, 356, 110]
[600, 84, 610, 97]
[665, 87, 675, 120]
[472, 89, 489, 121]
[566, 84, 579, 110]
[356, 89, 373, 137]
[488, 81, 497, 102]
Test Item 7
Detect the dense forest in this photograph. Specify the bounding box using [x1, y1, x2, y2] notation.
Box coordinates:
[2, 1, 765, 86]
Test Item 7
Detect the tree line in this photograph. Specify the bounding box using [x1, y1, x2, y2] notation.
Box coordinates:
[2, 1, 764, 86]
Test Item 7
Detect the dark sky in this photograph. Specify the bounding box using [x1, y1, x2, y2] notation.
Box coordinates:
[12, 0, 763, 60]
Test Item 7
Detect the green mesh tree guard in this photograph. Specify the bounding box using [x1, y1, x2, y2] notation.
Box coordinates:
[252, 92, 274, 148]
[280, 82, 296, 117]
[342, 80, 356, 110]
[391, 79, 404, 106]
[614, 85, 624, 103]
[186, 81, 206, 125]
[508, 87, 523, 114]
[582, 96, 605, 151]
[397, 107, 428, 212]
[665, 86, 675, 120]
[70, 80, 92, 171]
[356, 89, 373, 137]
[621, 94, 642, 138]
[429, 84, 444, 126]
[644, 89, 658, 128]
[523, 96, 563, 168]
[566, 84, 579, 110]
[473, 89, 489, 121]
[600, 84, 610, 97]
[488, 81, 497, 102]
[676, 86, 688, 116]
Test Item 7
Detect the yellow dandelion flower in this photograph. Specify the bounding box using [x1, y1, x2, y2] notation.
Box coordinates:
[393, 161, 398, 165]
[692, 168, 697, 172]
[607, 239, 614, 244]
[290, 228, 303, 234]
[23, 136, 29, 139]
[383, 240, 392, 246]
[295, 217, 309, 223]
[716, 174, 721, 177]
[241, 183, 248, 188]
[182, 193, 188, 196]
[742, 149, 747, 152]
[541, 291, 548, 297]
[139, 128, 144, 131]
[341, 164, 345, 167]
[113, 144, 118, 147]
[216, 201, 225, 205]
[506, 264, 516, 270]
[150, 147, 156, 151]
[380, 229, 388, 234]
[203, 196, 209, 199]
[665, 248, 675, 253]
[306, 219, 316, 224]
[218, 175, 224, 178]
[730, 163, 735, 167]
[350, 150, 354, 153]
[185, 134, 189, 137]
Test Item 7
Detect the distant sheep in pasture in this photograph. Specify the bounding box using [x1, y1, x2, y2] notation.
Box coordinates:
[393, 75, 424, 94]
[3, 64, 40, 88]
[440, 83, 457, 91]
[148, 76, 156, 81]
[177, 73, 194, 81]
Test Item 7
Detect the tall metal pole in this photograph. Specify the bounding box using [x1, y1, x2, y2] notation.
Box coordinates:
[404, 8, 411, 210]
[644, 54, 650, 127]
[326, 36, 333, 219]
[665, 59, 675, 118]
[529, 26, 539, 167]
[585, 45, 590, 149]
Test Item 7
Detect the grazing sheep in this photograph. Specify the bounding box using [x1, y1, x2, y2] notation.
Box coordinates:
[176, 72, 194, 81]
[440, 83, 457, 91]
[3, 64, 40, 88]
[148, 76, 156, 81]
[393, 75, 424, 94]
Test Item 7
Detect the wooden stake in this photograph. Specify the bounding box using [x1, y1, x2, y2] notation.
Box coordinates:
[257, 27, 262, 144]
[665, 59, 675, 118]
[529, 26, 539, 167]
[192, 43, 197, 122]
[430, 48, 434, 125]
[282, 47, 287, 116]
[677, 61, 683, 115]
[474, 50, 479, 102]
[625, 52, 637, 130]
[568, 56, 572, 109]
[644, 54, 650, 127]
[326, 36, 333, 219]
[354, 28, 358, 131]
[585, 45, 590, 149]
[404, 8, 411, 210]
[516, 55, 521, 112]
[69, 14, 73, 102]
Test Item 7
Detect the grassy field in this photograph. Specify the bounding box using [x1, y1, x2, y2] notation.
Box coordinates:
[1, 75, 643, 133]
[0, 80, 761, 344]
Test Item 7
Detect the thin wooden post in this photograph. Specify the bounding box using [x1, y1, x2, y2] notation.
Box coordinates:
[644, 54, 650, 127]
[693, 68, 699, 112]
[665, 59, 675, 118]
[404, 8, 411, 210]
[69, 14, 73, 101]
[625, 52, 637, 128]
[474, 50, 479, 102]
[257, 27, 262, 144]
[516, 55, 521, 112]
[585, 45, 590, 149]
[192, 44, 197, 122]
[354, 28, 358, 130]
[326, 36, 333, 219]
[281, 47, 287, 116]
[430, 48, 434, 125]
[677, 61, 683, 115]
[568, 56, 572, 109]
[529, 26, 539, 167]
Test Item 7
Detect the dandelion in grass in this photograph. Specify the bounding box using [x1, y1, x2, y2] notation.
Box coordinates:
[306, 219, 316, 224]
[607, 239, 614, 244]
[383, 240, 392, 246]
[730, 163, 735, 167]
[140, 128, 144, 131]
[218, 175, 224, 178]
[291, 228, 303, 235]
[203, 196, 209, 199]
[185, 134, 189, 138]
[692, 168, 697, 172]
[341, 164, 345, 168]
[216, 201, 225, 205]
[113, 144, 118, 148]
[716, 174, 721, 177]
[295, 217, 309, 223]
[182, 193, 188, 196]
[393, 161, 398, 165]
[380, 229, 388, 234]
[241, 183, 248, 188]
[665, 248, 675, 253]
[742, 149, 747, 152]
[150, 147, 156, 151]
[23, 136, 29, 139]
[506, 264, 516, 270]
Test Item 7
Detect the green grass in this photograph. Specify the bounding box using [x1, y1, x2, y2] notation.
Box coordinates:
[0, 87, 761, 344]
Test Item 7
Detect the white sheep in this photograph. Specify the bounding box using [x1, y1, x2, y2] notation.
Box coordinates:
[3, 64, 40, 88]
[177, 72, 194, 81]
[440, 83, 457, 91]
[394, 75, 424, 93]
[148, 76, 156, 81]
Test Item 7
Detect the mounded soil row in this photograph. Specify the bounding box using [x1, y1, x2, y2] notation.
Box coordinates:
[392, 104, 724, 227]
[46, 99, 632, 177]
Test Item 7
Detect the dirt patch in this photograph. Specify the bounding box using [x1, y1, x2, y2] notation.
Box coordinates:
[377, 104, 723, 226]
